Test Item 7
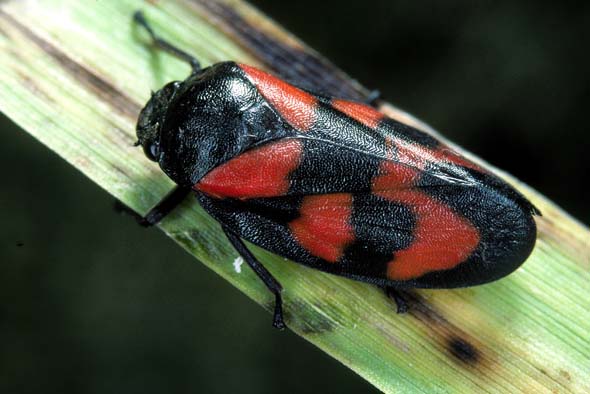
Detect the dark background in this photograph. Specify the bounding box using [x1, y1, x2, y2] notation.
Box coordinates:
[1, 1, 588, 393]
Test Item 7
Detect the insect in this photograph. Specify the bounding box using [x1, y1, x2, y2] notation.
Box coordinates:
[132, 11, 539, 329]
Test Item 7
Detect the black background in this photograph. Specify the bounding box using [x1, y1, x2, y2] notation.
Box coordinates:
[1, 1, 588, 393]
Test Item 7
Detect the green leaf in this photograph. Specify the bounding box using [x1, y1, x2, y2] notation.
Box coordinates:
[1, 1, 588, 393]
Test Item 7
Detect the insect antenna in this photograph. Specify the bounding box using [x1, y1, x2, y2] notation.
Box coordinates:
[133, 11, 201, 73]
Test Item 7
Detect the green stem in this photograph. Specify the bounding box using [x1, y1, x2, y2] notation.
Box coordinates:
[0, 1, 588, 393]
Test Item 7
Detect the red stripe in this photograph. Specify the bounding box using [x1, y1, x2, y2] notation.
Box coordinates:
[393, 139, 429, 171]
[387, 137, 484, 174]
[289, 194, 355, 263]
[373, 160, 418, 190]
[431, 147, 484, 172]
[332, 99, 384, 129]
[195, 139, 303, 199]
[239, 64, 317, 132]
[372, 162, 480, 281]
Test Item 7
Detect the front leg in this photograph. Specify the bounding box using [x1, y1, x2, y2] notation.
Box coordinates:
[116, 186, 191, 226]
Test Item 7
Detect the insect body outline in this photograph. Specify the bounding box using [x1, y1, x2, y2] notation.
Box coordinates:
[132, 11, 539, 329]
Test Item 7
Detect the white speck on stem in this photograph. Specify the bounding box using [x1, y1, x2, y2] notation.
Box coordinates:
[233, 257, 244, 273]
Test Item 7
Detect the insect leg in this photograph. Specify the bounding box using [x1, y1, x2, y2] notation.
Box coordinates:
[116, 186, 191, 227]
[385, 287, 409, 314]
[133, 11, 201, 73]
[222, 226, 286, 330]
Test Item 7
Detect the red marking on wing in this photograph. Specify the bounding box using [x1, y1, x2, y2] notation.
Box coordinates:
[432, 147, 484, 172]
[195, 139, 303, 199]
[239, 64, 317, 132]
[372, 162, 480, 281]
[387, 137, 484, 174]
[373, 161, 419, 190]
[332, 99, 384, 129]
[289, 194, 355, 263]
[392, 139, 429, 171]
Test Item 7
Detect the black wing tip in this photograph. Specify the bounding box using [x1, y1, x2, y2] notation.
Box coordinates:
[517, 196, 541, 217]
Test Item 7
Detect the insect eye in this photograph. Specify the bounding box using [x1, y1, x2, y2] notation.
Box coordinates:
[144, 143, 160, 162]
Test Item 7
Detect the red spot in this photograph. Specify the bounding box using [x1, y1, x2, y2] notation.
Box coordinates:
[372, 162, 480, 281]
[332, 99, 384, 129]
[393, 139, 430, 171]
[387, 138, 484, 173]
[432, 147, 484, 172]
[373, 161, 419, 191]
[196, 139, 303, 199]
[289, 194, 355, 263]
[239, 64, 317, 132]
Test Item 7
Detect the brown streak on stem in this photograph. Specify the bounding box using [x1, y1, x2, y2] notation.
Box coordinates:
[190, 0, 370, 101]
[405, 292, 572, 392]
[404, 292, 488, 369]
[0, 9, 142, 122]
[15, 70, 55, 104]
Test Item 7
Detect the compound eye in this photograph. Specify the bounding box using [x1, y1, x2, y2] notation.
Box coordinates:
[144, 143, 160, 162]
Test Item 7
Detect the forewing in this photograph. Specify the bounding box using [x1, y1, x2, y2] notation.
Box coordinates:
[197, 70, 536, 287]
[195, 131, 485, 288]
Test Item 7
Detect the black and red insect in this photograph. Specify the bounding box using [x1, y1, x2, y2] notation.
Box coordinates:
[132, 12, 539, 329]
